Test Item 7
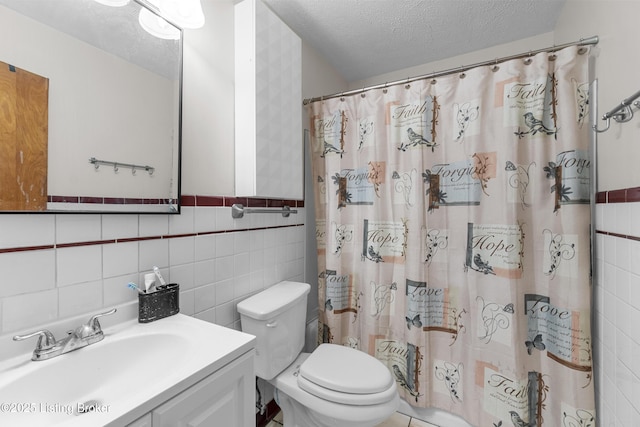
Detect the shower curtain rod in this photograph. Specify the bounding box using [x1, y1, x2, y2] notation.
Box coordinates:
[303, 35, 599, 105]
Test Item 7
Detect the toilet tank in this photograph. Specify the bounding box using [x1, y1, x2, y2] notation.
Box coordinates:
[237, 281, 310, 380]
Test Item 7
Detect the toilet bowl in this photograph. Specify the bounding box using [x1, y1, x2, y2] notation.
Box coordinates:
[272, 351, 400, 427]
[237, 281, 399, 427]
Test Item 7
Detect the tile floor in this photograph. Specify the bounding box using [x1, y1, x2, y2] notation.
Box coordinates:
[265, 411, 439, 427]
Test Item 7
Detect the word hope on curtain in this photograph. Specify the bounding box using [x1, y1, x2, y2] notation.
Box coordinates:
[307, 45, 594, 427]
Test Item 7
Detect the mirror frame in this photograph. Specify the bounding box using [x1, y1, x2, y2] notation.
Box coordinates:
[0, 0, 183, 214]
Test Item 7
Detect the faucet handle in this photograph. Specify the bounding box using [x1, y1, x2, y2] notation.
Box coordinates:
[84, 308, 117, 335]
[13, 330, 57, 351]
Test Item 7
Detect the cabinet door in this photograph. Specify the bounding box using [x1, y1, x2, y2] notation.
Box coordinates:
[0, 61, 48, 211]
[152, 351, 254, 427]
[126, 413, 152, 427]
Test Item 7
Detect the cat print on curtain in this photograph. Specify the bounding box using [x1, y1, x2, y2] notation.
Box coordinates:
[308, 46, 594, 427]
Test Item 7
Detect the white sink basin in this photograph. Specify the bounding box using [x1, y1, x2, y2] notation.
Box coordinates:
[0, 313, 255, 426]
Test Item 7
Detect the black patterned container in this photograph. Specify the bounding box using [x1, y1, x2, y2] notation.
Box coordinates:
[138, 283, 180, 323]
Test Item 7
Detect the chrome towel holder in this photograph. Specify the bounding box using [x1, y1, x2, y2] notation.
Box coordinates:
[231, 204, 297, 219]
[89, 157, 155, 175]
[593, 89, 640, 133]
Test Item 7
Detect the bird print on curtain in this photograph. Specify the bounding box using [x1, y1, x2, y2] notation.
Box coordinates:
[308, 46, 595, 427]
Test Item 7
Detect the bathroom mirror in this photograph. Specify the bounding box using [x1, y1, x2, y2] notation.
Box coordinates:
[0, 0, 181, 213]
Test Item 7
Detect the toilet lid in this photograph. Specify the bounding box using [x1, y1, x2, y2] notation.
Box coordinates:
[299, 344, 394, 395]
[297, 372, 398, 405]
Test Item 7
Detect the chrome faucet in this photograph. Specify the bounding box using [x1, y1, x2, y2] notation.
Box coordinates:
[13, 308, 117, 361]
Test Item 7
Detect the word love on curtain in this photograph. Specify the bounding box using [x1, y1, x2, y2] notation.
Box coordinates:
[308, 45, 594, 427]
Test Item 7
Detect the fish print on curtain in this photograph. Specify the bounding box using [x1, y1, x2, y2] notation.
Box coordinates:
[308, 45, 595, 427]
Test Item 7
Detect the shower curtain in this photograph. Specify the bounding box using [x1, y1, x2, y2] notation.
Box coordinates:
[308, 46, 595, 427]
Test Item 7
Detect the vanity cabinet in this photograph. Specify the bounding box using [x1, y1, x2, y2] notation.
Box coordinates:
[127, 413, 152, 427]
[125, 350, 254, 427]
[153, 351, 254, 427]
[234, 0, 303, 199]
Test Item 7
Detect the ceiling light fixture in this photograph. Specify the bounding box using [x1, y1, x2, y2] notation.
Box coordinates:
[94, 0, 130, 6]
[143, 0, 205, 29]
[138, 7, 181, 40]
[98, 0, 204, 40]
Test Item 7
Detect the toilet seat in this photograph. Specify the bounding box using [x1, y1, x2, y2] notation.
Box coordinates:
[297, 344, 397, 405]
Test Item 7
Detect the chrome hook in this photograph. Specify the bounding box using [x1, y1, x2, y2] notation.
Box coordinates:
[594, 107, 634, 133]
[593, 117, 611, 133]
[614, 105, 635, 123]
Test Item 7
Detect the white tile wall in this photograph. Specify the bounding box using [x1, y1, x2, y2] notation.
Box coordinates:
[0, 206, 306, 337]
[56, 214, 102, 244]
[0, 215, 55, 248]
[139, 214, 169, 237]
[595, 201, 640, 426]
[103, 241, 139, 278]
[56, 245, 103, 286]
[0, 250, 56, 298]
[102, 214, 139, 240]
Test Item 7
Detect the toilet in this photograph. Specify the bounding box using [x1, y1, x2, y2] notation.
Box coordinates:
[237, 281, 399, 427]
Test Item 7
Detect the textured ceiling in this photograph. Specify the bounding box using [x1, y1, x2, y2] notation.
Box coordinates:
[0, 0, 180, 79]
[262, 0, 567, 82]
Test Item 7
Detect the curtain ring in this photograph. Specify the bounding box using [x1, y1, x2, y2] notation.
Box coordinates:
[340, 92, 345, 102]
[577, 46, 588, 55]
[548, 52, 557, 61]
[360, 87, 366, 98]
[383, 83, 388, 94]
[405, 78, 410, 90]
[430, 72, 437, 85]
[491, 59, 499, 72]
[459, 66, 466, 79]
[523, 52, 533, 65]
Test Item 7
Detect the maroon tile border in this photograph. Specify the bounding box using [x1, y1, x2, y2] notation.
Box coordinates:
[56, 239, 117, 249]
[49, 194, 304, 208]
[49, 195, 171, 205]
[596, 186, 640, 204]
[0, 224, 304, 254]
[195, 196, 224, 207]
[1, 195, 306, 254]
[627, 187, 640, 202]
[180, 195, 197, 206]
[180, 195, 304, 208]
[596, 230, 640, 242]
[595, 186, 640, 240]
[0, 244, 55, 254]
[49, 196, 79, 203]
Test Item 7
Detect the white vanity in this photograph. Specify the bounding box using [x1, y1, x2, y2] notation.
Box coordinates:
[0, 312, 256, 427]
